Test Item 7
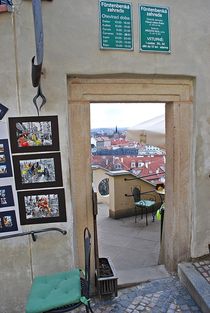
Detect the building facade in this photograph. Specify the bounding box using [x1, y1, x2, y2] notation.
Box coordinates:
[0, 1, 210, 311]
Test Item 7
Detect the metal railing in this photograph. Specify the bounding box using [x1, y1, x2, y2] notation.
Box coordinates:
[124, 171, 165, 181]
[125, 189, 156, 197]
[0, 227, 67, 242]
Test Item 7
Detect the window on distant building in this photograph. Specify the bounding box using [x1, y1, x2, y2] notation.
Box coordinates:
[115, 163, 122, 170]
[138, 162, 144, 168]
[130, 161, 136, 168]
[160, 165, 165, 172]
[98, 178, 109, 196]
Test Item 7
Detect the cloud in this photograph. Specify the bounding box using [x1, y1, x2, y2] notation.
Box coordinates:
[90, 102, 165, 128]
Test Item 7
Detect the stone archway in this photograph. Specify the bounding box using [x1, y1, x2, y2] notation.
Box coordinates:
[68, 76, 194, 271]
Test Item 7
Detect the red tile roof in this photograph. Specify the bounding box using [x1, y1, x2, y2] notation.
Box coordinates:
[91, 154, 165, 183]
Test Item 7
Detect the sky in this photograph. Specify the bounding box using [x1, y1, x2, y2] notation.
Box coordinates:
[90, 102, 165, 129]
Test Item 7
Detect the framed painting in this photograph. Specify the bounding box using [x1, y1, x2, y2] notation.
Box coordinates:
[17, 188, 66, 225]
[0, 185, 14, 208]
[0, 102, 8, 120]
[8, 116, 60, 153]
[0, 210, 18, 233]
[12, 152, 63, 190]
[0, 139, 13, 178]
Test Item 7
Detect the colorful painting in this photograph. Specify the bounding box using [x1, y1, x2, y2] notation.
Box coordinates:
[0, 210, 18, 233]
[13, 153, 63, 190]
[0, 185, 14, 208]
[18, 188, 66, 225]
[0, 139, 13, 178]
[9, 116, 59, 153]
[0, 102, 8, 120]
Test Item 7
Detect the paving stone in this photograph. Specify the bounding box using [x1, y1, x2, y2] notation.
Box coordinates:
[193, 262, 199, 267]
[191, 306, 202, 312]
[169, 303, 176, 309]
[136, 305, 145, 310]
[76, 274, 202, 312]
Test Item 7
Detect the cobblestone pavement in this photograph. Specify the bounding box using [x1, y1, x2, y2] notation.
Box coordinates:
[76, 274, 202, 313]
[193, 258, 210, 284]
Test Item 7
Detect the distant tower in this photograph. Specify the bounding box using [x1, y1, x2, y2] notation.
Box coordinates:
[113, 125, 119, 139]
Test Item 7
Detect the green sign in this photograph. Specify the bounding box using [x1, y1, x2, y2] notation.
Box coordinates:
[140, 5, 170, 52]
[99, 0, 133, 50]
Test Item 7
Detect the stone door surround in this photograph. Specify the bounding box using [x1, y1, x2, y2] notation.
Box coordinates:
[68, 75, 193, 271]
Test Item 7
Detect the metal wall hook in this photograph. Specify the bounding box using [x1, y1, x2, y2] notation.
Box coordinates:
[33, 84, 46, 116]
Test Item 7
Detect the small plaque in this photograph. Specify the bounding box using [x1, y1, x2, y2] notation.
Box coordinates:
[99, 0, 133, 50]
[140, 5, 170, 53]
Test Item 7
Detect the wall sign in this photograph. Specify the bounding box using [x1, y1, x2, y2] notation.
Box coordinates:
[139, 5, 170, 53]
[99, 0, 133, 50]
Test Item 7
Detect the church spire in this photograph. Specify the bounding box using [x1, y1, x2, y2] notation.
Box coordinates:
[114, 126, 119, 139]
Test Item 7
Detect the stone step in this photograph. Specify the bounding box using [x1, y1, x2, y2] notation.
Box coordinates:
[178, 262, 210, 313]
[117, 264, 170, 288]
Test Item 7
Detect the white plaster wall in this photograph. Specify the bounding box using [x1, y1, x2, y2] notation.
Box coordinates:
[0, 0, 210, 311]
[92, 167, 110, 204]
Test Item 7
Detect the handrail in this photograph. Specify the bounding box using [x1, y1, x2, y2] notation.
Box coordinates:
[0, 227, 67, 242]
[125, 189, 156, 197]
[124, 171, 165, 181]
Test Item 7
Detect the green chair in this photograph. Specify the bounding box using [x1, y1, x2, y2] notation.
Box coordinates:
[132, 187, 156, 226]
[25, 227, 94, 313]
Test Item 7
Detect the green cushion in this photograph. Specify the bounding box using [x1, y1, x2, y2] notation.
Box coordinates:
[135, 200, 155, 207]
[26, 268, 81, 313]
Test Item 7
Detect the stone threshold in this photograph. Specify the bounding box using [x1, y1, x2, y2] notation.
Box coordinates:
[117, 264, 170, 288]
[178, 262, 210, 313]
